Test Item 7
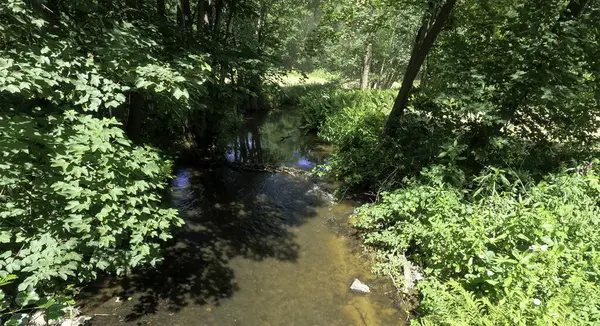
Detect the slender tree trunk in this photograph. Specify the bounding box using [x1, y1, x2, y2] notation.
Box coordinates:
[156, 0, 168, 35]
[213, 0, 224, 39]
[376, 58, 386, 89]
[177, 0, 192, 32]
[240, 133, 248, 162]
[360, 40, 373, 90]
[220, 1, 236, 83]
[224, 0, 236, 41]
[126, 92, 144, 143]
[384, 0, 456, 136]
[157, 0, 166, 19]
[257, 2, 268, 45]
[197, 0, 207, 35]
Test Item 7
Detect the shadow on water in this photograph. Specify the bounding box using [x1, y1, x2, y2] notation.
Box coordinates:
[80, 108, 404, 325]
[81, 165, 326, 323]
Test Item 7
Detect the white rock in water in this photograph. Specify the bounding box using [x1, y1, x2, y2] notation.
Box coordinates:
[350, 279, 371, 293]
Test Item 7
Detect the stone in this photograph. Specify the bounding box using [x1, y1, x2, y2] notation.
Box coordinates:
[350, 279, 370, 293]
[403, 259, 424, 292]
[60, 316, 92, 326]
[27, 311, 46, 326]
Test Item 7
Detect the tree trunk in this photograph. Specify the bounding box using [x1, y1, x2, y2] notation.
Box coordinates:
[156, 0, 168, 35]
[126, 92, 144, 143]
[177, 0, 192, 31]
[157, 0, 166, 19]
[257, 3, 268, 45]
[197, 0, 208, 35]
[224, 0, 236, 41]
[376, 58, 386, 89]
[383, 0, 456, 136]
[360, 40, 373, 90]
[213, 0, 224, 39]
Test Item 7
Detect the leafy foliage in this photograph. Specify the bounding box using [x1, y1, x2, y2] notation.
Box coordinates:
[0, 109, 183, 321]
[0, 0, 193, 322]
[355, 163, 600, 324]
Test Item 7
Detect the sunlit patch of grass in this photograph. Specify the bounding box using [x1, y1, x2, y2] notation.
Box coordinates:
[280, 69, 341, 86]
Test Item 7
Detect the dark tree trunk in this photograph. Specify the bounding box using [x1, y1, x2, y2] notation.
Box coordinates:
[156, 0, 166, 19]
[384, 0, 457, 136]
[239, 133, 248, 162]
[360, 40, 373, 90]
[224, 0, 236, 41]
[177, 0, 192, 31]
[156, 0, 168, 35]
[197, 0, 207, 35]
[126, 92, 145, 143]
[213, 0, 224, 39]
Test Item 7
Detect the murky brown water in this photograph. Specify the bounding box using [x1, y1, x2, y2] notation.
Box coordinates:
[80, 109, 406, 325]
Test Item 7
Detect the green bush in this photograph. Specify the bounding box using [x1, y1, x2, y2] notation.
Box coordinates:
[354, 162, 600, 325]
[0, 110, 183, 323]
[299, 87, 395, 131]
[304, 86, 596, 192]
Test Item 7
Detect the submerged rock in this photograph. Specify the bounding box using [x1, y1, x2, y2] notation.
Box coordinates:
[350, 279, 371, 293]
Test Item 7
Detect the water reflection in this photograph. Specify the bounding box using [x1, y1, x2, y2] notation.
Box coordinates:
[172, 170, 191, 188]
[225, 109, 330, 170]
[81, 108, 404, 326]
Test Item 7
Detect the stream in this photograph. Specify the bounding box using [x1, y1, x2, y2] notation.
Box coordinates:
[81, 109, 406, 325]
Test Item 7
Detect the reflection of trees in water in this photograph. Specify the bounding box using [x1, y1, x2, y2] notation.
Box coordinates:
[234, 119, 264, 163]
[229, 110, 327, 167]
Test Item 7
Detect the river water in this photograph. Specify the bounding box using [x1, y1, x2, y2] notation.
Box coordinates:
[81, 109, 406, 325]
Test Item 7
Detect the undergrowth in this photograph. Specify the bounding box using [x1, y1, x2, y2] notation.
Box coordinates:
[354, 162, 600, 325]
[298, 86, 600, 325]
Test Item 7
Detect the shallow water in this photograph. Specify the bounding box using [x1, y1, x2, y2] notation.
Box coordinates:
[81, 109, 406, 325]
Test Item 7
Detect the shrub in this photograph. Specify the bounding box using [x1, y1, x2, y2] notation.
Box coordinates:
[299, 87, 395, 131]
[0, 110, 182, 323]
[354, 162, 600, 325]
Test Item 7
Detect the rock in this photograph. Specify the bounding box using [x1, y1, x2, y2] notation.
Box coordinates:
[24, 307, 91, 326]
[28, 311, 47, 326]
[350, 279, 370, 293]
[403, 259, 424, 292]
[60, 316, 92, 326]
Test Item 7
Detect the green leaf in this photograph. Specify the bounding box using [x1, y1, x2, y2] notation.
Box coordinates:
[0, 231, 11, 243]
[35, 297, 56, 309]
[46, 304, 66, 320]
[5, 313, 29, 326]
[16, 290, 40, 307]
[0, 274, 18, 286]
[3, 85, 20, 93]
[173, 87, 189, 100]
